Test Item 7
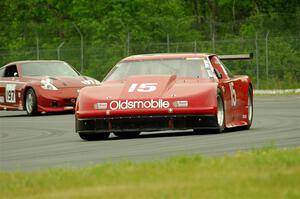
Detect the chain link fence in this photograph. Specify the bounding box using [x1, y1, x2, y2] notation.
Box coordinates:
[0, 17, 299, 89]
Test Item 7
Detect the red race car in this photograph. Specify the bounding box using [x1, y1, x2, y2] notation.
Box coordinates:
[75, 53, 253, 140]
[0, 60, 100, 115]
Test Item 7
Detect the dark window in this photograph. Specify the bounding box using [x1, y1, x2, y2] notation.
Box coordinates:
[4, 65, 18, 77]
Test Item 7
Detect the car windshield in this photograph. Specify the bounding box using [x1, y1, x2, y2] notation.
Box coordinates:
[21, 62, 79, 77]
[105, 58, 210, 81]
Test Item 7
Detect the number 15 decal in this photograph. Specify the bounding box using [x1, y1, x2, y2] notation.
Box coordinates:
[128, 83, 158, 93]
[229, 82, 237, 107]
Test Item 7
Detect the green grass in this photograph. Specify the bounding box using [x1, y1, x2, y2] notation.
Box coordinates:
[1, 147, 300, 199]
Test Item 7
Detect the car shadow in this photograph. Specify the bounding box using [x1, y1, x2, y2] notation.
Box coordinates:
[110, 131, 198, 140]
[83, 127, 252, 142]
[106, 129, 233, 141]
[0, 111, 74, 118]
[0, 113, 28, 118]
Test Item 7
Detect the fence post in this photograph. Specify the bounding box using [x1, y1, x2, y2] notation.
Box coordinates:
[255, 32, 259, 89]
[167, 34, 170, 53]
[57, 42, 65, 60]
[212, 31, 215, 53]
[194, 40, 197, 52]
[265, 31, 269, 80]
[73, 23, 84, 72]
[127, 32, 130, 56]
[36, 36, 40, 60]
[210, 16, 216, 53]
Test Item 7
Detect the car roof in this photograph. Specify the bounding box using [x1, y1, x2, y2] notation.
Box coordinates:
[122, 53, 215, 62]
[3, 60, 65, 67]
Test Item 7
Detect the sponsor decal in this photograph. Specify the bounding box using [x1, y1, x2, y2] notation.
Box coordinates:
[94, 99, 188, 111]
[172, 100, 188, 108]
[204, 59, 218, 79]
[0, 96, 4, 103]
[207, 70, 215, 78]
[204, 59, 211, 69]
[109, 99, 170, 110]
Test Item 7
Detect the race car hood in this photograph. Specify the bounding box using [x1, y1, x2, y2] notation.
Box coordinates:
[46, 76, 99, 88]
[77, 75, 219, 117]
[25, 76, 100, 88]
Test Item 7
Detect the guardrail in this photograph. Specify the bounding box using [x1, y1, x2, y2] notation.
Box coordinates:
[254, 89, 300, 94]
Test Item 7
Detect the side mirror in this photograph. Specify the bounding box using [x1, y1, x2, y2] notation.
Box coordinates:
[13, 72, 18, 77]
[214, 69, 222, 79]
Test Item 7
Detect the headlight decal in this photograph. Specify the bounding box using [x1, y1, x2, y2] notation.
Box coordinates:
[41, 79, 58, 90]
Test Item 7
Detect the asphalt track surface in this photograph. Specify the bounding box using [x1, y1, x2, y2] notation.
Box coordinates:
[1, 95, 300, 171]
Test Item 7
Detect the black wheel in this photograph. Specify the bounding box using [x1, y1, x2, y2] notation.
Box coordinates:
[215, 88, 225, 133]
[113, 131, 141, 138]
[79, 132, 110, 141]
[194, 88, 225, 134]
[245, 87, 253, 129]
[25, 88, 38, 116]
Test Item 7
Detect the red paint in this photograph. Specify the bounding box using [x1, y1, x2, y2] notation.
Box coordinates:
[0, 60, 99, 114]
[76, 53, 253, 130]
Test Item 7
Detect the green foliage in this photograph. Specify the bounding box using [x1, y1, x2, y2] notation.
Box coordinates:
[0, 0, 299, 88]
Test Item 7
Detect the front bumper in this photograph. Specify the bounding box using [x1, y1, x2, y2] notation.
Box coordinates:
[76, 115, 219, 133]
[36, 87, 79, 112]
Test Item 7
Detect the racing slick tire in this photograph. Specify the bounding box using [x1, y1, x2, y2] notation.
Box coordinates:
[244, 87, 253, 130]
[194, 88, 225, 134]
[79, 132, 110, 141]
[25, 88, 38, 116]
[113, 131, 141, 138]
[215, 88, 225, 133]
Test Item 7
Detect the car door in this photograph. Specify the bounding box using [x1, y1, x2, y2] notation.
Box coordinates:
[209, 55, 242, 127]
[0, 64, 22, 110]
[0, 66, 6, 106]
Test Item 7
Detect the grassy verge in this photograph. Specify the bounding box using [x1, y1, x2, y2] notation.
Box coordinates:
[254, 92, 300, 96]
[1, 147, 299, 199]
[254, 89, 300, 96]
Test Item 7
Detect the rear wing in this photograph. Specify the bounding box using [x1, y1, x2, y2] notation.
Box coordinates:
[218, 53, 253, 60]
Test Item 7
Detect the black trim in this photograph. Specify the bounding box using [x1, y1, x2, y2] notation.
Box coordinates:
[76, 115, 218, 133]
[218, 53, 253, 60]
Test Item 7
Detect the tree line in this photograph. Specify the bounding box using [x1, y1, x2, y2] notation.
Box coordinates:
[0, 0, 299, 88]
